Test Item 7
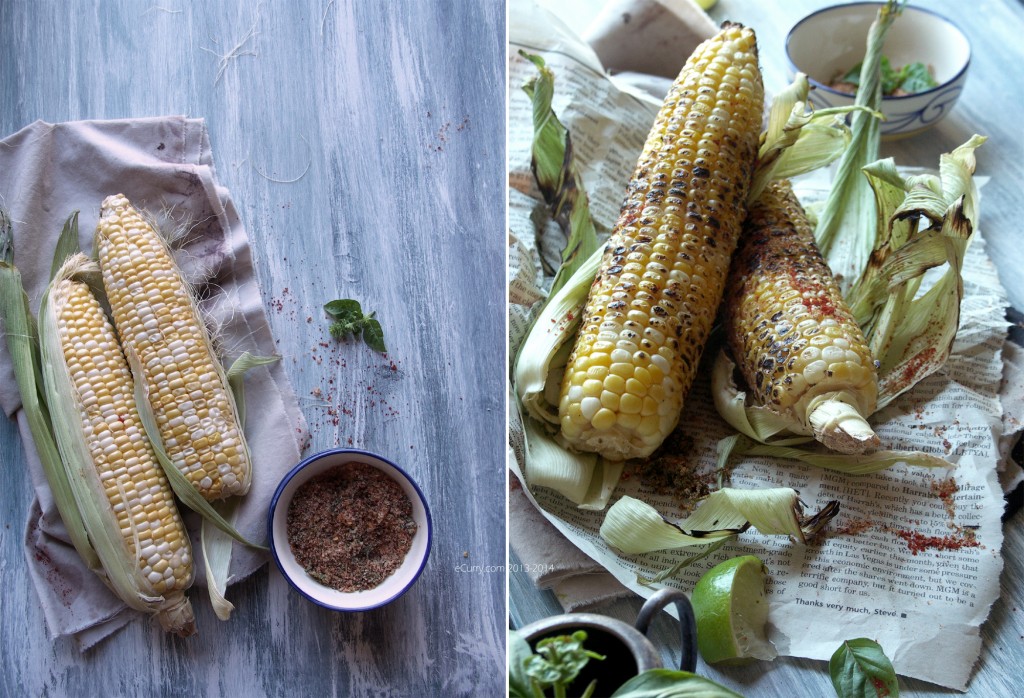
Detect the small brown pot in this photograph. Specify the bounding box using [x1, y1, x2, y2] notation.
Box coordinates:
[517, 588, 697, 696]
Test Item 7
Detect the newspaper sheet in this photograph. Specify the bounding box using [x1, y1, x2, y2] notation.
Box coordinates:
[508, 3, 1013, 691]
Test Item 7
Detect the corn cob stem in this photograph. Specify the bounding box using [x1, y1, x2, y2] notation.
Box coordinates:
[557, 23, 764, 461]
[724, 181, 879, 454]
[806, 392, 880, 454]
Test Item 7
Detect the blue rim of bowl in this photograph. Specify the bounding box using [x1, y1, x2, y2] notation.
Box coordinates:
[784, 2, 971, 101]
[267, 447, 433, 612]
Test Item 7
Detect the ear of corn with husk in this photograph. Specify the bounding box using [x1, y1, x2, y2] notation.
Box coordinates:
[4, 200, 273, 634]
[1, 213, 103, 575]
[95, 193, 252, 501]
[38, 252, 196, 636]
[715, 136, 984, 459]
[712, 0, 985, 461]
[723, 180, 880, 454]
[555, 23, 765, 462]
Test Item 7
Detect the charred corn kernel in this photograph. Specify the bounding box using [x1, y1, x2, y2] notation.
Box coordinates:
[557, 23, 764, 460]
[724, 181, 879, 453]
[96, 194, 252, 500]
[43, 269, 195, 635]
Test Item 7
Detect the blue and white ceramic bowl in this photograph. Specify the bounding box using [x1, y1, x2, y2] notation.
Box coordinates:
[268, 448, 432, 611]
[786, 3, 970, 138]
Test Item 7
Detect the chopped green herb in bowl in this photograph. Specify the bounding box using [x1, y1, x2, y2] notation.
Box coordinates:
[786, 3, 971, 137]
[830, 55, 938, 96]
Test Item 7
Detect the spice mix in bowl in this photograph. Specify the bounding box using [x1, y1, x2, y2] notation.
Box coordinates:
[268, 449, 432, 611]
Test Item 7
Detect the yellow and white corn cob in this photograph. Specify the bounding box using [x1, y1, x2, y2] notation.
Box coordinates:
[39, 255, 195, 635]
[95, 194, 251, 500]
[557, 23, 765, 460]
[724, 180, 879, 453]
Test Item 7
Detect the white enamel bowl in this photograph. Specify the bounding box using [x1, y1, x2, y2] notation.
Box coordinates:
[267, 449, 432, 611]
[786, 3, 970, 138]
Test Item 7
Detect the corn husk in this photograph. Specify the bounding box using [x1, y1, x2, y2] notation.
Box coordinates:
[749, 73, 876, 202]
[519, 52, 601, 301]
[813, 0, 901, 288]
[201, 497, 241, 621]
[600, 488, 839, 555]
[201, 351, 279, 620]
[849, 136, 985, 407]
[0, 213, 101, 573]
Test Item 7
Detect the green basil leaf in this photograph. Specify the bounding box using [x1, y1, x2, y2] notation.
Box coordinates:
[840, 60, 864, 86]
[362, 318, 387, 353]
[829, 638, 899, 698]
[508, 631, 535, 698]
[324, 298, 362, 320]
[329, 319, 359, 339]
[523, 630, 603, 690]
[879, 55, 901, 95]
[897, 62, 938, 94]
[611, 668, 743, 697]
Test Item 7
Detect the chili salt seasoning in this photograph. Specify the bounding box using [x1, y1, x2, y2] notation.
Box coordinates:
[286, 462, 417, 592]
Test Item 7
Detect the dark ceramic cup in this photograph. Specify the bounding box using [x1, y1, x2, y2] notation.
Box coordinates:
[517, 588, 697, 695]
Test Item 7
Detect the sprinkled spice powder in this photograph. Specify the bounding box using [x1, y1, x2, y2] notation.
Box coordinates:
[287, 463, 417, 592]
[637, 431, 714, 510]
[891, 527, 980, 556]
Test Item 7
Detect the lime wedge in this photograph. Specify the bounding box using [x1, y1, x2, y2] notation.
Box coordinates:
[694, 0, 718, 9]
[691, 555, 777, 664]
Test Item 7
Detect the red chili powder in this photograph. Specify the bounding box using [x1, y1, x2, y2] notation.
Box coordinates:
[871, 676, 891, 697]
[286, 463, 417, 591]
[787, 269, 837, 317]
[834, 518, 874, 536]
[901, 347, 937, 385]
[891, 528, 980, 556]
[931, 476, 960, 519]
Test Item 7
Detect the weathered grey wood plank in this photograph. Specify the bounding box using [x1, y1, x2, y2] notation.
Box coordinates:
[1, 1, 506, 695]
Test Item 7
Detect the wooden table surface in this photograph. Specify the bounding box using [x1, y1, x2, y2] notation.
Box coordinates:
[512, 0, 1024, 695]
[0, 1, 505, 695]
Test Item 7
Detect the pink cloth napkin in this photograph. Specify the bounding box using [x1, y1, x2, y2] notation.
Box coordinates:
[0, 117, 307, 648]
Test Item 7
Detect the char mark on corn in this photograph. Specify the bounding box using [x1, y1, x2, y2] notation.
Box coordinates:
[557, 23, 765, 461]
[724, 180, 879, 453]
[96, 194, 251, 500]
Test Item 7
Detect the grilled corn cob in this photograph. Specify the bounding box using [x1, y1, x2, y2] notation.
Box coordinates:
[724, 180, 879, 453]
[39, 255, 195, 635]
[95, 194, 251, 500]
[557, 23, 764, 460]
